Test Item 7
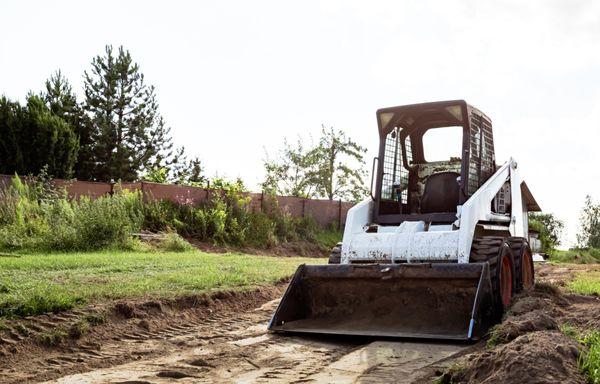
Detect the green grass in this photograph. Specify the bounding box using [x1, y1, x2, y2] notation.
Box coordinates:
[560, 325, 600, 383]
[0, 250, 322, 318]
[550, 248, 600, 264]
[580, 331, 600, 384]
[569, 271, 600, 295]
[313, 229, 342, 249]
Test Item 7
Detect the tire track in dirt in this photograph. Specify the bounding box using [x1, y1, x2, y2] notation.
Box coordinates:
[39, 299, 466, 384]
[2, 283, 468, 384]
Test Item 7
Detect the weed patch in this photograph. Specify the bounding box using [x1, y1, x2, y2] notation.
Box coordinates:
[580, 330, 600, 384]
[36, 328, 68, 347]
[0, 293, 83, 318]
[550, 248, 600, 264]
[14, 323, 29, 336]
[0, 175, 339, 252]
[68, 320, 89, 339]
[569, 271, 600, 295]
[155, 233, 194, 252]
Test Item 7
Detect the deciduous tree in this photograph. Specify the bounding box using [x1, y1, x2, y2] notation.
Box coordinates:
[308, 125, 368, 201]
[577, 195, 600, 249]
[528, 212, 564, 252]
[262, 138, 317, 198]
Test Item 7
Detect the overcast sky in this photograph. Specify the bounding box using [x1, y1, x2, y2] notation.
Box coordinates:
[1, 0, 599, 246]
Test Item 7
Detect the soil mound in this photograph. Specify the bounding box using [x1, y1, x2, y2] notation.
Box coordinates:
[455, 330, 583, 384]
[491, 310, 558, 345]
[440, 278, 600, 384]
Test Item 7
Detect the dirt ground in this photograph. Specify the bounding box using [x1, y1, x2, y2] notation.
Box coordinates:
[0, 262, 598, 384]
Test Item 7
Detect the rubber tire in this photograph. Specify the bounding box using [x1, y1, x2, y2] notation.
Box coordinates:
[328, 242, 342, 264]
[508, 237, 535, 292]
[470, 236, 516, 318]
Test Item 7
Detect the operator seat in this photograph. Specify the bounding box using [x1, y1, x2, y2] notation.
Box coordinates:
[419, 171, 460, 213]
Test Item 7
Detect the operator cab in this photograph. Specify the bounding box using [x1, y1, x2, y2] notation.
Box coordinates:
[373, 100, 495, 225]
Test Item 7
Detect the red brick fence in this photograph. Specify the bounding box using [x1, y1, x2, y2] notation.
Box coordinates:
[0, 175, 353, 229]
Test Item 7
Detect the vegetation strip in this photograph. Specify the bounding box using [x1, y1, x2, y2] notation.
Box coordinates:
[0, 250, 322, 318]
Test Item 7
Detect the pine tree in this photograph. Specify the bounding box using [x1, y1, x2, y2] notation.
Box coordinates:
[43, 70, 95, 180]
[0, 97, 26, 174]
[83, 45, 174, 181]
[0, 95, 78, 178]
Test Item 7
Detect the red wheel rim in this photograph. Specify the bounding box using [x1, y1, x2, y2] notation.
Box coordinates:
[500, 255, 513, 307]
[522, 250, 534, 290]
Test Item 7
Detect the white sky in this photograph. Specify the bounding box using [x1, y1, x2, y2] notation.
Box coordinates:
[1, 0, 599, 246]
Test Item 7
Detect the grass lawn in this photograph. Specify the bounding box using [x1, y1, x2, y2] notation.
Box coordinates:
[549, 248, 600, 264]
[0, 250, 323, 318]
[569, 270, 600, 296]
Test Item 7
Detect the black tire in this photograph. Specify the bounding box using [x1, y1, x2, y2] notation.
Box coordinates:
[328, 242, 342, 264]
[508, 237, 535, 292]
[470, 236, 516, 318]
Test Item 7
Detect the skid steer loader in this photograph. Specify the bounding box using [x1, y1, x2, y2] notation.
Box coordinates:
[269, 100, 540, 341]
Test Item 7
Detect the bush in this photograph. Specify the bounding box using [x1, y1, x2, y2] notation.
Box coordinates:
[0, 175, 144, 251]
[0, 174, 341, 252]
[156, 233, 194, 252]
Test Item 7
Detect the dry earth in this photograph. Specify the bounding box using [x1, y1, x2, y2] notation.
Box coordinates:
[0, 262, 598, 384]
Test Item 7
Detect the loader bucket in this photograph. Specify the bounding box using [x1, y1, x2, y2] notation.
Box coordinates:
[268, 263, 493, 341]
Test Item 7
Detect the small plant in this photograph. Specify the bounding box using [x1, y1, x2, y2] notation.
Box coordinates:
[84, 312, 107, 326]
[486, 325, 502, 348]
[580, 330, 600, 384]
[434, 362, 465, 384]
[36, 328, 68, 347]
[0, 319, 8, 331]
[68, 320, 90, 339]
[560, 323, 580, 340]
[156, 233, 194, 252]
[14, 323, 30, 336]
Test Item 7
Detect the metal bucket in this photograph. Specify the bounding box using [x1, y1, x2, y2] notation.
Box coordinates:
[268, 263, 492, 341]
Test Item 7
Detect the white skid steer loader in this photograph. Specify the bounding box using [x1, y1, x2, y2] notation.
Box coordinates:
[269, 100, 540, 341]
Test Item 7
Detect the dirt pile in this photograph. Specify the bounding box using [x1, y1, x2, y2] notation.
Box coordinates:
[443, 282, 598, 384]
[455, 330, 583, 384]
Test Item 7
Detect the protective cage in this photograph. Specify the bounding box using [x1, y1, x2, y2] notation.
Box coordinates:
[373, 100, 496, 225]
[269, 263, 493, 341]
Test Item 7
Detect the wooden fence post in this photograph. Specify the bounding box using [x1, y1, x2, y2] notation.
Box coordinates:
[338, 199, 342, 230]
[260, 191, 264, 213]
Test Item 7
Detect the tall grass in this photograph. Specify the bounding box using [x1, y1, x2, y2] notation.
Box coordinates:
[550, 248, 600, 264]
[0, 176, 143, 251]
[0, 175, 329, 252]
[580, 331, 600, 384]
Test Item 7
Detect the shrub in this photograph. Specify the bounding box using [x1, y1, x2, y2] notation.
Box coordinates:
[246, 212, 278, 248]
[156, 233, 194, 252]
[0, 175, 144, 251]
[0, 174, 341, 252]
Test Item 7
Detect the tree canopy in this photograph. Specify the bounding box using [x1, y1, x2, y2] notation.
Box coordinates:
[528, 212, 564, 252]
[577, 195, 600, 249]
[0, 94, 79, 178]
[262, 125, 367, 201]
[83, 45, 176, 182]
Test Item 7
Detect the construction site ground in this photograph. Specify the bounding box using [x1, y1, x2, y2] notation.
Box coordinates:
[0, 262, 598, 384]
